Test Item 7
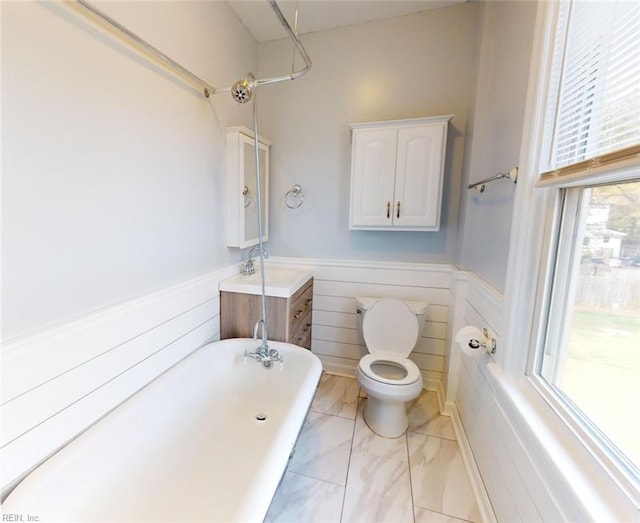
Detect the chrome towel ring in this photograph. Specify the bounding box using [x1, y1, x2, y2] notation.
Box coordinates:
[284, 184, 304, 209]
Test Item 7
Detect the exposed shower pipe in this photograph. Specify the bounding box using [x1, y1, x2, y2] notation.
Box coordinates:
[233, 2, 310, 369]
[220, 1, 312, 95]
[73, 0, 311, 98]
[250, 89, 270, 353]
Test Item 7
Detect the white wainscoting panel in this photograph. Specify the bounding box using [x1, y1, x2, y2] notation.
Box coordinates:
[0, 266, 237, 496]
[269, 258, 453, 396]
[446, 273, 564, 522]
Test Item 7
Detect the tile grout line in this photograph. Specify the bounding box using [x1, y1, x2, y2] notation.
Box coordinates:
[286, 469, 348, 489]
[338, 392, 362, 523]
[407, 428, 457, 442]
[306, 378, 467, 523]
[405, 428, 417, 523]
[310, 407, 360, 422]
[409, 393, 478, 523]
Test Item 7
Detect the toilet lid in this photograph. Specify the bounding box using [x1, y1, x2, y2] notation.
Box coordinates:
[362, 298, 419, 356]
[359, 353, 421, 386]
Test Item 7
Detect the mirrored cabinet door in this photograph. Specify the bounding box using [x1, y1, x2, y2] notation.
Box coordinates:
[225, 127, 271, 248]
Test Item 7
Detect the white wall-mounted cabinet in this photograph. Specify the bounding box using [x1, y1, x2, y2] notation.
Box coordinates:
[225, 126, 271, 248]
[349, 116, 452, 231]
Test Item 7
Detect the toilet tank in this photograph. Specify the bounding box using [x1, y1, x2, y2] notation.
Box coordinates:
[355, 297, 429, 344]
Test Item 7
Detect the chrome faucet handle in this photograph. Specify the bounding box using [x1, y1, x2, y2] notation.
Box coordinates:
[268, 348, 283, 362]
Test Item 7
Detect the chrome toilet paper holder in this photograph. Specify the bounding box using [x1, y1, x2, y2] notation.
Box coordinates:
[468, 328, 497, 354]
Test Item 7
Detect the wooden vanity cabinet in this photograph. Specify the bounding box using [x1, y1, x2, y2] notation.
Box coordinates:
[220, 278, 313, 349]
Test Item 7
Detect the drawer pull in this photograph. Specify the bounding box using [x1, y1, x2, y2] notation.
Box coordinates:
[305, 299, 313, 306]
[294, 310, 304, 319]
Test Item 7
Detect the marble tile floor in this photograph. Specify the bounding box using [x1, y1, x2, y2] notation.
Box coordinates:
[265, 374, 481, 523]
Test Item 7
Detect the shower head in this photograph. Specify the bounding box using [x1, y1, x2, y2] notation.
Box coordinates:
[231, 73, 256, 103]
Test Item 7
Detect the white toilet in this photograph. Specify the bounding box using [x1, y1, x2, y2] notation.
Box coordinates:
[355, 297, 427, 438]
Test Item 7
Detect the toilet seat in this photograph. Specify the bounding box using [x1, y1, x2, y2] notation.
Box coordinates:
[362, 298, 419, 357]
[359, 353, 421, 386]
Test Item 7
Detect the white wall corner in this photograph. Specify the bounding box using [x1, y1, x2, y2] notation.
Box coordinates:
[446, 270, 470, 403]
[424, 378, 446, 412]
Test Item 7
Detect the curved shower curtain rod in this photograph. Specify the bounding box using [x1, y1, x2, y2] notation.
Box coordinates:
[225, 0, 312, 91]
[74, 0, 312, 98]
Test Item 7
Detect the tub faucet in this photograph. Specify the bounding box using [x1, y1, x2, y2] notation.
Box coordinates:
[244, 320, 283, 369]
[244, 344, 283, 369]
[241, 247, 269, 275]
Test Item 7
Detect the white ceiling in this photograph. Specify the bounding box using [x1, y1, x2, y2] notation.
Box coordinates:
[228, 0, 468, 43]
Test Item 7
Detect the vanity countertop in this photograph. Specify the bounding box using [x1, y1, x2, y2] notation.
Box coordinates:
[219, 265, 313, 298]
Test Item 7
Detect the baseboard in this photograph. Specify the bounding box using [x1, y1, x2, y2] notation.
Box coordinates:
[443, 401, 497, 523]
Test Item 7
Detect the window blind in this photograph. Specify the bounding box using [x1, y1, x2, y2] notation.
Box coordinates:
[539, 0, 640, 185]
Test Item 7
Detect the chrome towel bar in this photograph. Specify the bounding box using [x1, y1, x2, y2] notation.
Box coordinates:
[468, 167, 518, 193]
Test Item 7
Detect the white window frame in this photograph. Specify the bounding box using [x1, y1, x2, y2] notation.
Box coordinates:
[499, 1, 640, 518]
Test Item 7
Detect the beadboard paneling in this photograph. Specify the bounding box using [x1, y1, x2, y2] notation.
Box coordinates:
[0, 267, 236, 495]
[273, 258, 453, 391]
[448, 274, 563, 522]
[313, 295, 449, 323]
[314, 281, 451, 307]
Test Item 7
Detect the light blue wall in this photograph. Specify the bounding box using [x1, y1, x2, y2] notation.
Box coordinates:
[456, 1, 538, 292]
[257, 3, 478, 264]
[1, 1, 257, 339]
[1, 0, 536, 340]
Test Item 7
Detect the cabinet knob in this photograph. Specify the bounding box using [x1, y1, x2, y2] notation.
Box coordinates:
[386, 201, 391, 219]
[397, 201, 401, 219]
[294, 310, 304, 319]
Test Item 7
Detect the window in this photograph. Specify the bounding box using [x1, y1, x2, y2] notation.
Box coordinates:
[541, 180, 640, 475]
[533, 0, 640, 486]
[544, 1, 640, 172]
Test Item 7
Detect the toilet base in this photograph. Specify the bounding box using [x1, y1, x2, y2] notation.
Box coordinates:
[356, 364, 423, 439]
[363, 396, 410, 439]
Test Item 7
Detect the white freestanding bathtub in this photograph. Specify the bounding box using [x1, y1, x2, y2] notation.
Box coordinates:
[3, 338, 322, 522]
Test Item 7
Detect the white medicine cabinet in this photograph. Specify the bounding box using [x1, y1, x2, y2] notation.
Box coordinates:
[348, 115, 452, 231]
[225, 126, 271, 248]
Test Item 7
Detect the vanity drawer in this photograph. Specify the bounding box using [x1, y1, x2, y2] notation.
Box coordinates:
[290, 309, 312, 349]
[291, 324, 312, 350]
[288, 281, 313, 349]
[289, 282, 313, 328]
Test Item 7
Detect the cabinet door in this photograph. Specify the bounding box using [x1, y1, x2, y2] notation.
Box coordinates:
[349, 128, 398, 228]
[393, 124, 445, 230]
[240, 135, 269, 247]
[225, 127, 270, 248]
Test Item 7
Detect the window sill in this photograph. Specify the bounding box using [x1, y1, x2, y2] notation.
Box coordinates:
[484, 362, 639, 521]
